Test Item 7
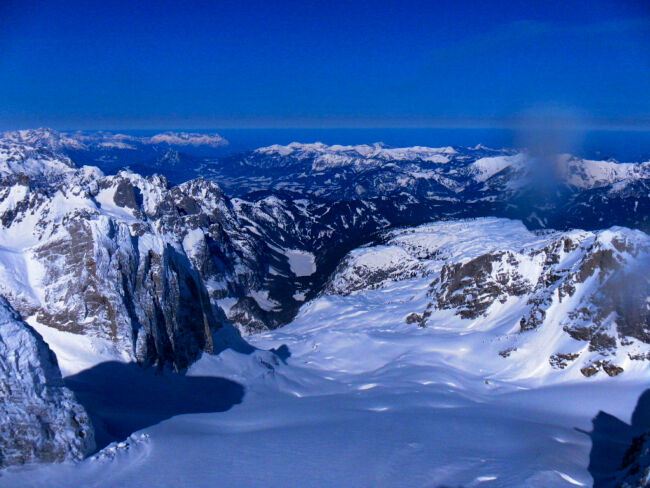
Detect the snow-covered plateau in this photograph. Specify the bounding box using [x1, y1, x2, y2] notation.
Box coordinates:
[0, 130, 649, 487]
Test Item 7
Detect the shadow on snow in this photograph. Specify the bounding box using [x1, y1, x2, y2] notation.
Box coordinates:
[580, 388, 650, 487]
[65, 361, 245, 453]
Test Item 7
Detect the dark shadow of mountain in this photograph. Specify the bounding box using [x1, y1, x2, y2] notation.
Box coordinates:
[210, 317, 256, 356]
[270, 344, 291, 363]
[209, 319, 292, 363]
[580, 389, 650, 487]
[65, 361, 245, 453]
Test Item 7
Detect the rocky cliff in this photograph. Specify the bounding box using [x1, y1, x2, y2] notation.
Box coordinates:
[0, 298, 95, 468]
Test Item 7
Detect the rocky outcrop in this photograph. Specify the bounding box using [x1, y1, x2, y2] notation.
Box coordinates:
[429, 251, 530, 320]
[423, 227, 650, 375]
[0, 168, 245, 369]
[0, 144, 375, 365]
[0, 138, 416, 344]
[0, 298, 95, 468]
[323, 218, 650, 378]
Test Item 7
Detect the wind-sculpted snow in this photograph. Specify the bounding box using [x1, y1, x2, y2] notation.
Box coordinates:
[2, 129, 650, 485]
[0, 206, 647, 486]
[0, 298, 95, 468]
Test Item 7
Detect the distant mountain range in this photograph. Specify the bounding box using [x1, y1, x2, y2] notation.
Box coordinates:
[1, 128, 228, 151]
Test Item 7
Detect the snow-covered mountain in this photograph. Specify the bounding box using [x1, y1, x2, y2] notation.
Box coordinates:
[200, 142, 650, 232]
[148, 132, 228, 148]
[0, 129, 90, 152]
[0, 130, 649, 486]
[0, 128, 227, 152]
[205, 141, 649, 194]
[0, 135, 467, 343]
[0, 135, 77, 179]
[325, 218, 650, 381]
[0, 297, 95, 468]
[5, 130, 648, 230]
[0, 164, 263, 367]
[0, 136, 403, 368]
[1, 132, 648, 365]
[253, 141, 458, 168]
[0, 129, 229, 185]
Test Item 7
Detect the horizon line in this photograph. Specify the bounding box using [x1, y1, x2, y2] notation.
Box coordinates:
[3, 124, 650, 132]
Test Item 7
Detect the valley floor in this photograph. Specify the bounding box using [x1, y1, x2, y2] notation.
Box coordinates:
[2, 279, 648, 488]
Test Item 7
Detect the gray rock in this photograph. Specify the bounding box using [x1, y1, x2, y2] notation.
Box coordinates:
[0, 297, 95, 468]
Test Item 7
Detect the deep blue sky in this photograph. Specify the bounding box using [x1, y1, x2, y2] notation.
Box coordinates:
[0, 0, 648, 130]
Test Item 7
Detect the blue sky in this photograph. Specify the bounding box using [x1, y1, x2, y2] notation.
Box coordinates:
[0, 0, 648, 130]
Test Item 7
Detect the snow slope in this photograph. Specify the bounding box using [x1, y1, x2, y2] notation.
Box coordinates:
[1, 293, 646, 487]
[284, 249, 316, 277]
[2, 218, 649, 487]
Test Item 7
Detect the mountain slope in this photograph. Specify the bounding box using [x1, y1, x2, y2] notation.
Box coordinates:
[202, 142, 650, 233]
[3, 218, 648, 486]
[323, 218, 650, 381]
[2, 131, 649, 363]
[0, 297, 95, 468]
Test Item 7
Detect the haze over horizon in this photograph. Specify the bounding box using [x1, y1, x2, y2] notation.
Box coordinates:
[1, 0, 648, 131]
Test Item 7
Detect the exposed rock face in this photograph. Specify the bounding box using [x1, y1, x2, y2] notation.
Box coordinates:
[0, 140, 236, 367]
[0, 298, 95, 468]
[0, 136, 421, 344]
[323, 218, 650, 378]
[430, 251, 529, 320]
[0, 142, 392, 366]
[424, 226, 650, 374]
[0, 168, 248, 368]
[616, 431, 650, 487]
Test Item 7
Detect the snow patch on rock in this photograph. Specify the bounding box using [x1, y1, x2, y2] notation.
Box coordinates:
[285, 249, 316, 277]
